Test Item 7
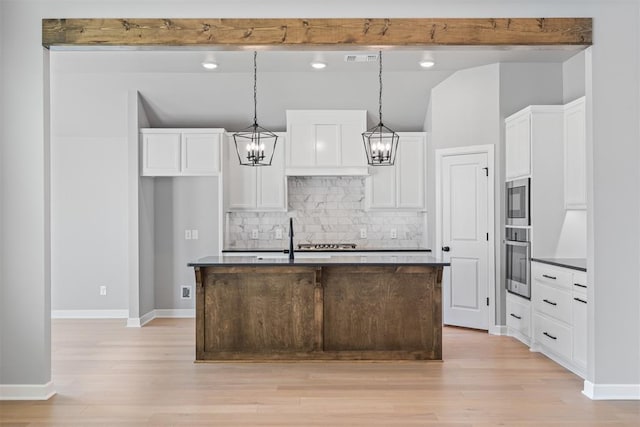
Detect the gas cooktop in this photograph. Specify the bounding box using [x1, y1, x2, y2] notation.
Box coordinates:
[297, 243, 357, 250]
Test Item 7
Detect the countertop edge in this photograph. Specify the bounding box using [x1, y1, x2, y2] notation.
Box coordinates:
[222, 248, 432, 253]
[531, 258, 587, 272]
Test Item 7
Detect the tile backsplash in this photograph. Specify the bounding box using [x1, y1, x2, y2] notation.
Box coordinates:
[225, 176, 426, 249]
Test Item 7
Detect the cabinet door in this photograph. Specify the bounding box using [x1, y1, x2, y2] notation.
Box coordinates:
[257, 134, 287, 211]
[396, 134, 426, 209]
[225, 135, 257, 210]
[142, 133, 181, 176]
[506, 114, 531, 180]
[572, 295, 587, 371]
[367, 165, 396, 209]
[564, 98, 587, 209]
[182, 133, 221, 175]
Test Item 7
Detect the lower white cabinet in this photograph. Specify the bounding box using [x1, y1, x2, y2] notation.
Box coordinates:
[365, 132, 427, 210]
[571, 271, 588, 372]
[224, 132, 287, 211]
[531, 261, 587, 378]
[141, 128, 223, 176]
[506, 293, 532, 345]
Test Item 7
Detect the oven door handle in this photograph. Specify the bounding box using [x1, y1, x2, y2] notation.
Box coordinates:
[505, 240, 530, 247]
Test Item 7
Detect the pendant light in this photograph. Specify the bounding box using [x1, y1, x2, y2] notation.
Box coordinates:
[233, 51, 278, 166]
[362, 50, 399, 166]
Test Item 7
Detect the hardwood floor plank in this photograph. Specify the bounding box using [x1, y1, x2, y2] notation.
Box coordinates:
[1, 319, 638, 426]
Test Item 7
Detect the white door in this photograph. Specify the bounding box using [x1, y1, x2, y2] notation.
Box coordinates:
[440, 152, 490, 330]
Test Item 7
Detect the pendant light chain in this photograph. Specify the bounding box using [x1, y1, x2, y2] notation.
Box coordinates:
[378, 50, 383, 125]
[253, 51, 258, 126]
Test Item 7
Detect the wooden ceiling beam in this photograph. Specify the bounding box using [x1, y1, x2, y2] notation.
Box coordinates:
[42, 18, 592, 48]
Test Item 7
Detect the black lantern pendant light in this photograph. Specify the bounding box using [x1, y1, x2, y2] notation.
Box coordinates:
[233, 51, 278, 166]
[362, 51, 399, 166]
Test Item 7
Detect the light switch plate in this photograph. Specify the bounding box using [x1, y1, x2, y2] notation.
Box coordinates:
[191, 229, 199, 240]
[185, 229, 192, 240]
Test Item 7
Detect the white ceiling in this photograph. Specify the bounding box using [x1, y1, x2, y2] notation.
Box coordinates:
[50, 47, 584, 74]
[50, 47, 584, 131]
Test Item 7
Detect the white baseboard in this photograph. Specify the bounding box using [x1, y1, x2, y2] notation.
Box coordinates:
[52, 309, 128, 319]
[126, 309, 195, 327]
[489, 325, 507, 335]
[583, 381, 640, 400]
[0, 381, 56, 400]
[155, 309, 195, 318]
[126, 310, 156, 328]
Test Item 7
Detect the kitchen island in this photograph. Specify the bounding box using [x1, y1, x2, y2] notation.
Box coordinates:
[188, 255, 449, 361]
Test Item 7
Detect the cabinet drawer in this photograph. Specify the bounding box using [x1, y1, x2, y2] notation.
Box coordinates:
[534, 313, 572, 361]
[533, 282, 572, 324]
[532, 263, 572, 289]
[572, 271, 588, 296]
[506, 295, 531, 337]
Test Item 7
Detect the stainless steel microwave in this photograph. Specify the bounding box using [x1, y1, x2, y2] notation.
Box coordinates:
[506, 178, 530, 226]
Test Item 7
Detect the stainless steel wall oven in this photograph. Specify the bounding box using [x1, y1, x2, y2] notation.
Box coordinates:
[505, 227, 531, 299]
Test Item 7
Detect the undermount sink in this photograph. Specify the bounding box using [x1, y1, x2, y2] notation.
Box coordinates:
[256, 253, 332, 260]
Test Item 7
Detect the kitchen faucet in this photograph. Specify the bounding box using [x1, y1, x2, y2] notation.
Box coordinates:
[288, 217, 295, 261]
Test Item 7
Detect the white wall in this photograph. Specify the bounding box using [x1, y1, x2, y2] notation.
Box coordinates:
[50, 137, 129, 310]
[1, 0, 639, 398]
[153, 177, 220, 310]
[563, 51, 586, 104]
[50, 67, 442, 132]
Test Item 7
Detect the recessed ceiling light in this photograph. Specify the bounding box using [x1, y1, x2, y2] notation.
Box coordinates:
[311, 61, 327, 70]
[202, 61, 218, 70]
[419, 60, 435, 68]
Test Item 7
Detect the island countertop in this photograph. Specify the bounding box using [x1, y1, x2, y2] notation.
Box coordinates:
[189, 254, 450, 267]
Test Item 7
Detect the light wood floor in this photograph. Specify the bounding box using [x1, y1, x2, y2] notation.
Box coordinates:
[1, 319, 638, 426]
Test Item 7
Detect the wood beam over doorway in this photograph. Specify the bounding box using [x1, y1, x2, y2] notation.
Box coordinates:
[42, 18, 592, 48]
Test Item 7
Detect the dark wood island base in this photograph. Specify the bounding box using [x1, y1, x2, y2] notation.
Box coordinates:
[191, 256, 447, 361]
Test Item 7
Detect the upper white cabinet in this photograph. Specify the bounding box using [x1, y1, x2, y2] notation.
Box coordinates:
[505, 106, 564, 182]
[564, 97, 587, 210]
[505, 112, 531, 180]
[141, 128, 222, 176]
[285, 110, 368, 175]
[365, 132, 427, 210]
[224, 132, 287, 212]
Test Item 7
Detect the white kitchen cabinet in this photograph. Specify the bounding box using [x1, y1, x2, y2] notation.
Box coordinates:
[531, 261, 587, 379]
[505, 106, 564, 182]
[571, 271, 588, 372]
[285, 110, 368, 175]
[224, 132, 287, 211]
[141, 128, 222, 176]
[506, 292, 532, 346]
[564, 97, 587, 210]
[505, 112, 531, 180]
[365, 132, 427, 210]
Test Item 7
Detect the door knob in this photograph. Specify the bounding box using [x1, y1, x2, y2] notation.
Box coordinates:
[442, 246, 450, 252]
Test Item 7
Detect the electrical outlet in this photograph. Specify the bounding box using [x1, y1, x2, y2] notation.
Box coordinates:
[390, 228, 397, 239]
[251, 229, 259, 239]
[99, 285, 107, 296]
[275, 228, 283, 240]
[191, 229, 199, 240]
[360, 228, 367, 239]
[181, 285, 192, 300]
[185, 229, 192, 240]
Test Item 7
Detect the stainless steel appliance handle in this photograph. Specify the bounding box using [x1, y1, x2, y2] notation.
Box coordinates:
[505, 240, 530, 247]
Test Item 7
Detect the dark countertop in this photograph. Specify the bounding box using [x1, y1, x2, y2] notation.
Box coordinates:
[222, 248, 431, 253]
[189, 255, 449, 267]
[531, 257, 587, 272]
